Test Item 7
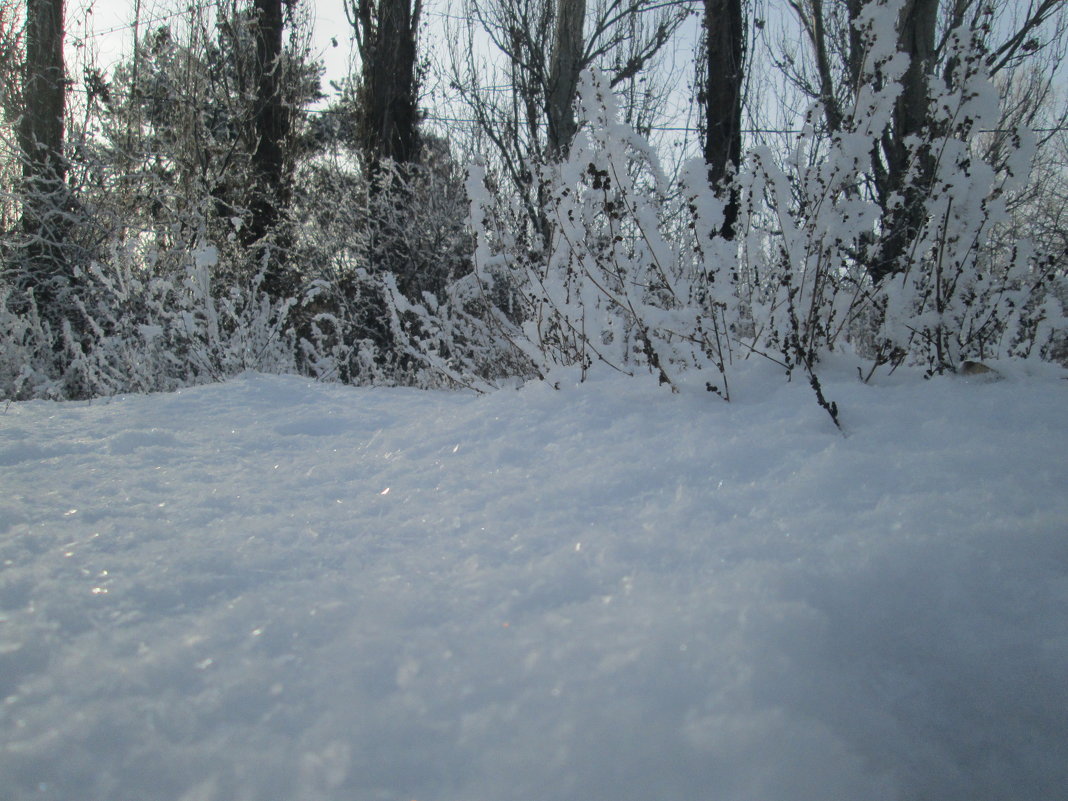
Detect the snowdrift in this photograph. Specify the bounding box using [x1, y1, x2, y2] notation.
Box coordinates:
[1, 365, 1066, 800]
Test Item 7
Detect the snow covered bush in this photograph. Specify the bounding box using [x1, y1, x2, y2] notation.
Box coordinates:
[461, 2, 1064, 407]
[291, 144, 520, 391]
[0, 286, 67, 400]
[467, 70, 735, 397]
[0, 241, 297, 400]
[868, 15, 1062, 374]
[730, 1, 1062, 379]
[729, 0, 905, 375]
[4, 0, 1064, 403]
[296, 264, 521, 392]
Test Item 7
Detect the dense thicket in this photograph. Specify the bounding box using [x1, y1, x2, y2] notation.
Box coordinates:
[1, 0, 1065, 404]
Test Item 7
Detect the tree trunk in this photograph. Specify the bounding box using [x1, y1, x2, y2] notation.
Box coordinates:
[870, 0, 938, 283]
[17, 0, 68, 308]
[702, 0, 744, 239]
[352, 0, 421, 171]
[546, 0, 585, 159]
[245, 0, 293, 299]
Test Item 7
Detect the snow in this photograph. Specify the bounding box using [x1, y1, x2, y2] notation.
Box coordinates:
[1, 364, 1067, 801]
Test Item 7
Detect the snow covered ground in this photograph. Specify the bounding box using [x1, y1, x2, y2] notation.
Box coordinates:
[1, 363, 1066, 801]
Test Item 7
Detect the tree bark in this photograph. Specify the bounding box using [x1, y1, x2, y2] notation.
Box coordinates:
[546, 0, 585, 159]
[350, 0, 422, 171]
[871, 0, 938, 283]
[702, 0, 744, 239]
[18, 0, 68, 306]
[245, 0, 293, 299]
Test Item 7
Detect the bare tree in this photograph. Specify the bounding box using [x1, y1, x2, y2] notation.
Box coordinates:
[449, 0, 691, 242]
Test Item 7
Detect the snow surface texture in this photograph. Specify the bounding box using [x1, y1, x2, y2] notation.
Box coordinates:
[1, 365, 1067, 801]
